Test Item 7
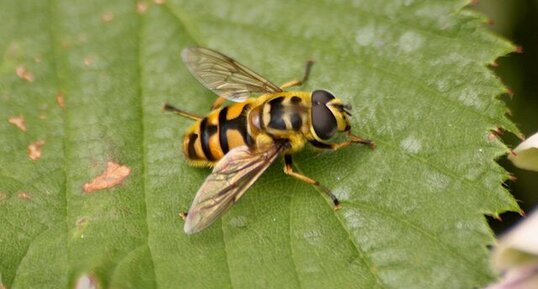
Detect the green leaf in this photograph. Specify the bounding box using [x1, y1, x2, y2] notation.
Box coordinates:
[0, 0, 519, 288]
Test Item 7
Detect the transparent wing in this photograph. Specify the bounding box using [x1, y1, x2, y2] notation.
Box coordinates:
[182, 47, 283, 102]
[184, 143, 284, 234]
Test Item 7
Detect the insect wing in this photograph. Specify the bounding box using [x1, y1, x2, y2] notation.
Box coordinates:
[184, 143, 283, 234]
[182, 47, 283, 102]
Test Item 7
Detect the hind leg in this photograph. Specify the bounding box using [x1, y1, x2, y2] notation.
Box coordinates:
[163, 103, 202, 121]
[210, 96, 226, 111]
[283, 154, 341, 209]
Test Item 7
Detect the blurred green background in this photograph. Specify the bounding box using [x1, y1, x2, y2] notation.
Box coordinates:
[477, 0, 538, 233]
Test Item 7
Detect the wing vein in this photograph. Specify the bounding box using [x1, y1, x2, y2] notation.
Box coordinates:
[182, 47, 283, 102]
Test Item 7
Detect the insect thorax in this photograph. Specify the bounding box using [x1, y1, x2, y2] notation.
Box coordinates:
[259, 92, 312, 136]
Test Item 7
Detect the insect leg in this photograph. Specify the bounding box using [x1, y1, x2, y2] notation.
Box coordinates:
[345, 132, 376, 149]
[283, 154, 341, 209]
[163, 103, 203, 121]
[310, 133, 376, 151]
[279, 60, 315, 89]
[210, 96, 226, 111]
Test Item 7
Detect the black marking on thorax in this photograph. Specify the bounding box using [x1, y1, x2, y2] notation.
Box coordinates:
[290, 96, 302, 104]
[268, 97, 286, 130]
[290, 113, 302, 130]
[268, 96, 303, 131]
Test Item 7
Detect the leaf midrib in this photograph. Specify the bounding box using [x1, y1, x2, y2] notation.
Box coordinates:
[134, 4, 157, 288]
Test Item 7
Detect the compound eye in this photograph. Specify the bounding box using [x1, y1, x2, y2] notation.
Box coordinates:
[312, 90, 335, 105]
[311, 90, 337, 140]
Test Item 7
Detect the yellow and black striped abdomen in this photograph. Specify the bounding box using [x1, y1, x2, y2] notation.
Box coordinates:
[183, 100, 255, 166]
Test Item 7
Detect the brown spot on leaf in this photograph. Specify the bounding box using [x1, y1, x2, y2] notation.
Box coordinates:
[84, 56, 93, 66]
[102, 11, 114, 22]
[154, 0, 165, 4]
[28, 140, 45, 160]
[8, 115, 27, 132]
[77, 216, 89, 228]
[61, 41, 72, 49]
[83, 162, 131, 193]
[74, 216, 90, 239]
[0, 192, 7, 204]
[505, 87, 514, 99]
[137, 2, 148, 14]
[16, 65, 34, 82]
[17, 192, 31, 200]
[487, 128, 503, 141]
[56, 91, 65, 108]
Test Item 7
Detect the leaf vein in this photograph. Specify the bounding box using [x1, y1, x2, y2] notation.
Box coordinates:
[293, 163, 388, 289]
[136, 5, 157, 288]
[348, 199, 490, 281]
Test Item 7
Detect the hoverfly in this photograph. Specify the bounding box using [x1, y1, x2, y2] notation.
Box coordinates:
[164, 47, 374, 234]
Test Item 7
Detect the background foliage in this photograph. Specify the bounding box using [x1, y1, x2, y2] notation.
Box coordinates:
[0, 0, 521, 288]
[476, 0, 538, 233]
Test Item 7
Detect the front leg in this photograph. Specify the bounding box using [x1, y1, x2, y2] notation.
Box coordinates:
[310, 133, 375, 151]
